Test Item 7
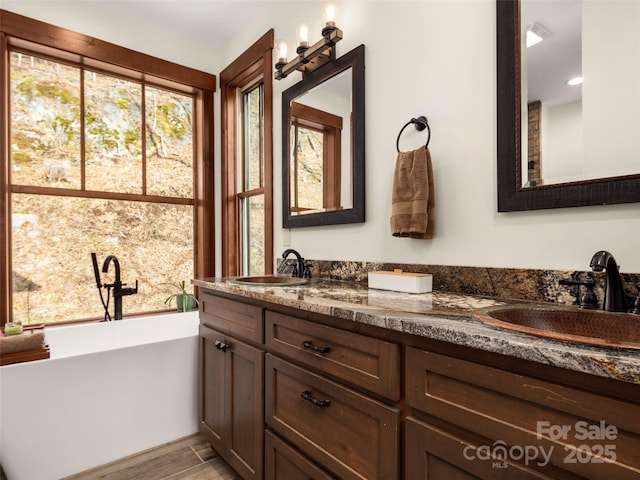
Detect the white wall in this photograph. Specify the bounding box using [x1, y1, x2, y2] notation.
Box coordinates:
[583, 1, 640, 180]
[4, 0, 640, 273]
[543, 100, 584, 183]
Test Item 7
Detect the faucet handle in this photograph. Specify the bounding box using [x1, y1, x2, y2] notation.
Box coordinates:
[559, 277, 598, 309]
[579, 281, 599, 309]
[120, 280, 139, 296]
[302, 260, 313, 278]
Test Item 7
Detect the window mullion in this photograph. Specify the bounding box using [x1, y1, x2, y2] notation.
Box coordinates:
[259, 83, 264, 189]
[141, 83, 147, 196]
[80, 67, 86, 190]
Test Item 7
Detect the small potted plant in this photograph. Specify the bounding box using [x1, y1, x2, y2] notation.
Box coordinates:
[163, 280, 199, 312]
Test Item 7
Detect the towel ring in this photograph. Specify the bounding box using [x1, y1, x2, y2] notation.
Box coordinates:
[396, 116, 431, 152]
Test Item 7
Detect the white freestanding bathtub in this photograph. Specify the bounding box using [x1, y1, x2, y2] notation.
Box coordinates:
[0, 311, 200, 480]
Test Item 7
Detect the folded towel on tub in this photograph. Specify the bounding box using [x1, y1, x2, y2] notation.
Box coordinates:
[390, 146, 435, 239]
[0, 331, 46, 354]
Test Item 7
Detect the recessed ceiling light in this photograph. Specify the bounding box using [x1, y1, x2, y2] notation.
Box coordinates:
[567, 76, 583, 86]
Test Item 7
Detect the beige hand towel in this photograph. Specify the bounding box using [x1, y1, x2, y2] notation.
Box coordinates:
[390, 146, 435, 239]
[0, 331, 46, 354]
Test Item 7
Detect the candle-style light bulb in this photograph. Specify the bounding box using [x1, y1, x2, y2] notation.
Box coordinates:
[321, 2, 338, 37]
[296, 21, 310, 53]
[276, 39, 288, 64]
[275, 38, 289, 72]
[325, 4, 336, 26]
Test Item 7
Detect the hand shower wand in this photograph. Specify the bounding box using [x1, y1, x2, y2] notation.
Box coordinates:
[91, 252, 111, 321]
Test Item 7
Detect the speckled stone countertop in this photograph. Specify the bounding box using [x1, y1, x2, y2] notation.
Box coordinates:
[193, 277, 640, 385]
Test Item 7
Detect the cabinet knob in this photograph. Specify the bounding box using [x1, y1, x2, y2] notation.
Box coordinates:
[214, 340, 230, 352]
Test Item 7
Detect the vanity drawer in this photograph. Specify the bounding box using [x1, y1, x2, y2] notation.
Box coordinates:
[405, 347, 640, 480]
[199, 291, 263, 344]
[405, 416, 556, 480]
[265, 430, 336, 480]
[265, 354, 400, 480]
[265, 311, 401, 400]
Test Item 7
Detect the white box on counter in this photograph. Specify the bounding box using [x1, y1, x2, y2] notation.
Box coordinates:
[367, 269, 433, 294]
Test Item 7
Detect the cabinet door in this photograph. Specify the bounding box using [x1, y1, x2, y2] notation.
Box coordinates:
[200, 324, 226, 455]
[199, 324, 264, 480]
[225, 336, 264, 480]
[265, 430, 336, 480]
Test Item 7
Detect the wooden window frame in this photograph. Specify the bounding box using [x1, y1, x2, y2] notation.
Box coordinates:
[221, 30, 274, 277]
[290, 101, 342, 212]
[0, 10, 216, 324]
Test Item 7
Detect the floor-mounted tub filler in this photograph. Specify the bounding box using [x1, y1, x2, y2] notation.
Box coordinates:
[0, 311, 199, 480]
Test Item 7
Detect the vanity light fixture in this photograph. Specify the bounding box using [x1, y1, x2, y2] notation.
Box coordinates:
[275, 2, 343, 80]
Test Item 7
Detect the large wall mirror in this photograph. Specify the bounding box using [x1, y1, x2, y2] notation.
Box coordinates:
[497, 0, 640, 211]
[282, 44, 364, 227]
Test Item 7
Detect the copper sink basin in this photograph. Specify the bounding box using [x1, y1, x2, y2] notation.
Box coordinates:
[231, 275, 318, 287]
[474, 305, 640, 349]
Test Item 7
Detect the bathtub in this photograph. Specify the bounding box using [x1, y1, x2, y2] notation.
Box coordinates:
[0, 311, 200, 480]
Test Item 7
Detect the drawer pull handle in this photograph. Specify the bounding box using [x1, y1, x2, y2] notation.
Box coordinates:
[301, 341, 331, 354]
[301, 390, 331, 407]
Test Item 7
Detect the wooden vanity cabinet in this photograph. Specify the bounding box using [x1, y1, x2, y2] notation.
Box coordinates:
[199, 294, 264, 480]
[198, 289, 639, 480]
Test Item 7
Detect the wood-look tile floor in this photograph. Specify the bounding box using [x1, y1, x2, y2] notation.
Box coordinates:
[64, 434, 239, 480]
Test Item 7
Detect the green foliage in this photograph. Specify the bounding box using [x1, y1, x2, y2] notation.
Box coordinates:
[14, 77, 36, 98]
[116, 98, 130, 110]
[86, 109, 120, 151]
[36, 83, 78, 105]
[15, 77, 79, 105]
[53, 115, 78, 143]
[12, 151, 33, 164]
[163, 280, 198, 312]
[123, 129, 141, 153]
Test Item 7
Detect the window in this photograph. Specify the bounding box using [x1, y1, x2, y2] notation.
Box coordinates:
[289, 101, 342, 213]
[1, 11, 215, 324]
[221, 30, 274, 277]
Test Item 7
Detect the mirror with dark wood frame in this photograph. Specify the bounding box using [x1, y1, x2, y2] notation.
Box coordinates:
[283, 44, 365, 227]
[496, 0, 640, 212]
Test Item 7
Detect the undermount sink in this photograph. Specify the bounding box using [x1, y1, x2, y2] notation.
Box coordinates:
[474, 304, 640, 349]
[231, 275, 318, 287]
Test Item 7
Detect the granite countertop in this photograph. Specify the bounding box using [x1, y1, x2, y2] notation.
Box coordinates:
[193, 277, 640, 385]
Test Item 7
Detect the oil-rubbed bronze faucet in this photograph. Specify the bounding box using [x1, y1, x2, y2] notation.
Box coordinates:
[278, 249, 311, 278]
[589, 251, 627, 313]
[101, 255, 138, 320]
